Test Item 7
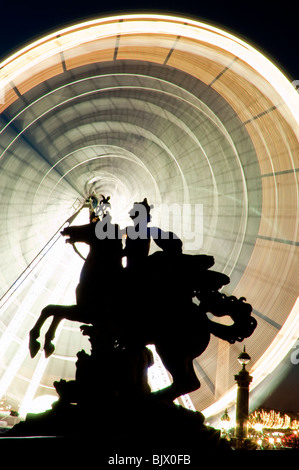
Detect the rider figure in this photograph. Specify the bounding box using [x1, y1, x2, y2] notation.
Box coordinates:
[123, 198, 183, 270]
[123, 198, 153, 270]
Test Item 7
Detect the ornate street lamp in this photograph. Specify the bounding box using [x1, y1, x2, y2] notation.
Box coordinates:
[234, 346, 252, 443]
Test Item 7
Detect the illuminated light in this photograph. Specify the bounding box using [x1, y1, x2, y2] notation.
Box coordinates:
[220, 409, 231, 431]
[249, 409, 299, 431]
[254, 422, 263, 433]
[0, 338, 29, 400]
[26, 394, 57, 414]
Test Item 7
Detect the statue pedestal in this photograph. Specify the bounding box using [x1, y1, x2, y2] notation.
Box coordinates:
[5, 396, 231, 455]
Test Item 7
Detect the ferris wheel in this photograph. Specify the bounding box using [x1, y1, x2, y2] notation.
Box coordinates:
[0, 14, 298, 419]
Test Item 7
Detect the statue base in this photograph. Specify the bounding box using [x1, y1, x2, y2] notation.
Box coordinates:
[5, 395, 231, 454]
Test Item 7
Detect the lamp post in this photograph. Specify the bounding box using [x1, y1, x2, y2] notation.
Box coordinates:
[234, 346, 252, 444]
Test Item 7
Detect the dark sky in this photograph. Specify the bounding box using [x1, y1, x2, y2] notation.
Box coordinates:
[0, 0, 298, 81]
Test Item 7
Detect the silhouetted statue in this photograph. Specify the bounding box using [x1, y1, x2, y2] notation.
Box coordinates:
[29, 197, 256, 402]
[10, 195, 257, 449]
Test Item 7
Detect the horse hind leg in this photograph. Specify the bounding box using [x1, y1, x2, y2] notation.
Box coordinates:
[29, 305, 57, 358]
[170, 357, 201, 398]
[30, 304, 86, 359]
[29, 304, 70, 358]
[29, 333, 41, 359]
[44, 316, 62, 358]
[42, 304, 85, 358]
[153, 348, 201, 401]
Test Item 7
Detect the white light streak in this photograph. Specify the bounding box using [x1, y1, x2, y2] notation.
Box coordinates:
[17, 249, 82, 418]
[0, 338, 29, 400]
[0, 250, 58, 356]
[0, 235, 80, 403]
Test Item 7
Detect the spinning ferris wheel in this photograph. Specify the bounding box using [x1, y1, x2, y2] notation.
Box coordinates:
[0, 13, 298, 419]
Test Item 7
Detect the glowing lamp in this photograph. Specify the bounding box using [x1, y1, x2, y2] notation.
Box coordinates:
[237, 346, 251, 368]
[253, 411, 263, 433]
[254, 422, 263, 433]
[221, 408, 231, 431]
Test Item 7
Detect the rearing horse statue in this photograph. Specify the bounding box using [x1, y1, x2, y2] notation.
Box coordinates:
[29, 210, 123, 358]
[29, 198, 257, 402]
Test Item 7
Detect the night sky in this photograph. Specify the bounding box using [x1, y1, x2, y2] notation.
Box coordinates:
[0, 0, 298, 413]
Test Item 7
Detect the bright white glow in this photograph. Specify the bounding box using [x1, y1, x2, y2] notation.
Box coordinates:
[147, 344, 173, 392]
[221, 419, 231, 431]
[27, 394, 57, 414]
[254, 422, 263, 432]
[180, 393, 196, 412]
[147, 344, 180, 405]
